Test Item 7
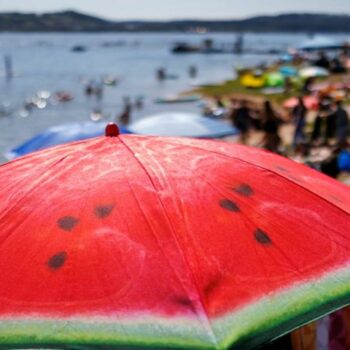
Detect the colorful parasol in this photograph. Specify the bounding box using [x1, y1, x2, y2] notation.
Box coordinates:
[127, 112, 238, 138]
[0, 123, 350, 349]
[299, 67, 330, 79]
[5, 121, 130, 160]
[283, 95, 319, 110]
[265, 72, 285, 87]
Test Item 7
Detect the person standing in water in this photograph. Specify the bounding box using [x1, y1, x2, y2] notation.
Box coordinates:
[4, 55, 13, 80]
[118, 97, 132, 126]
[234, 34, 244, 54]
[189, 65, 198, 79]
[156, 67, 166, 81]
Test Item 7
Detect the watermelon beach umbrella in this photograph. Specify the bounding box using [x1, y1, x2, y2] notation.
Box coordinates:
[2, 123, 350, 349]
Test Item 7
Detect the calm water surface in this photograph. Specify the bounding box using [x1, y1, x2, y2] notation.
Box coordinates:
[0, 32, 349, 160]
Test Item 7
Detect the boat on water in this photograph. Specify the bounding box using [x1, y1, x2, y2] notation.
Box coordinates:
[172, 42, 231, 54]
[154, 95, 201, 104]
[172, 42, 200, 53]
[103, 76, 119, 86]
[71, 45, 87, 53]
[171, 38, 283, 55]
[54, 91, 74, 102]
[297, 36, 347, 52]
[172, 38, 234, 54]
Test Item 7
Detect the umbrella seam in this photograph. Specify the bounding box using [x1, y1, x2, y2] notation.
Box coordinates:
[194, 169, 349, 314]
[195, 147, 350, 250]
[195, 172, 303, 290]
[155, 139, 350, 218]
[110, 144, 200, 313]
[118, 136, 220, 349]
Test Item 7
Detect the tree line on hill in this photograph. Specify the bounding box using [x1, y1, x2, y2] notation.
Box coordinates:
[0, 11, 350, 32]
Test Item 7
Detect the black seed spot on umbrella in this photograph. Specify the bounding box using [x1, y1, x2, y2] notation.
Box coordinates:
[47, 252, 67, 270]
[234, 184, 254, 197]
[204, 276, 222, 298]
[95, 204, 114, 219]
[174, 296, 193, 307]
[172, 296, 196, 313]
[255, 229, 272, 245]
[219, 199, 240, 212]
[57, 216, 79, 232]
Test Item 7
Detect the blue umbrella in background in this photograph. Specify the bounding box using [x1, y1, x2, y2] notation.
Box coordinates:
[6, 121, 130, 160]
[127, 112, 238, 138]
[279, 66, 298, 77]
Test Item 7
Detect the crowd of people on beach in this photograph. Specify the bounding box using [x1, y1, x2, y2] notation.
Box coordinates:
[229, 94, 348, 147]
[220, 49, 350, 183]
[227, 94, 349, 179]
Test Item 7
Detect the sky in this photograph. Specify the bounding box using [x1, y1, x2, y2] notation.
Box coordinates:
[0, 0, 349, 20]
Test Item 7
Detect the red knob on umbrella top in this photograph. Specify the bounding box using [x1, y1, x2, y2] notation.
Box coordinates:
[105, 123, 120, 137]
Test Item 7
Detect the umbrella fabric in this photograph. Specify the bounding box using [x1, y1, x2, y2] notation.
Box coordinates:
[299, 67, 329, 78]
[6, 121, 129, 159]
[283, 96, 319, 110]
[127, 112, 238, 138]
[1, 127, 350, 349]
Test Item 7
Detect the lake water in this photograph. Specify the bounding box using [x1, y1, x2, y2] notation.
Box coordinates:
[0, 32, 349, 159]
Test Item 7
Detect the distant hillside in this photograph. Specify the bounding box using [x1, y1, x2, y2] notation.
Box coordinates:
[1, 11, 350, 32]
[0, 11, 111, 32]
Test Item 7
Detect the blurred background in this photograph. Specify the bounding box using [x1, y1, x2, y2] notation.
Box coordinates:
[0, 0, 349, 163]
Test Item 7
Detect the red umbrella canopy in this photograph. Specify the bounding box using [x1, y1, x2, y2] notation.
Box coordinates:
[0, 123, 350, 349]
